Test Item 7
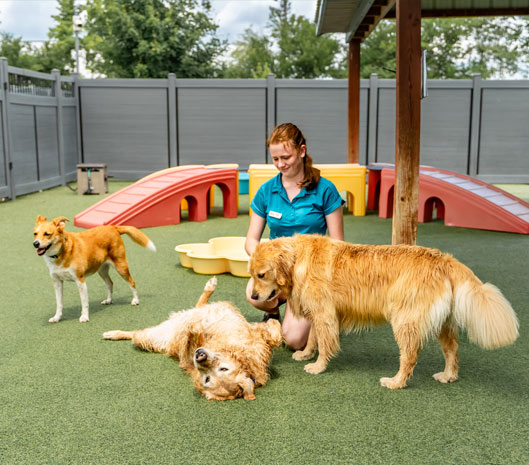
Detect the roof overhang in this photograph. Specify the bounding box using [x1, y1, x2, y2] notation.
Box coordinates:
[315, 0, 529, 43]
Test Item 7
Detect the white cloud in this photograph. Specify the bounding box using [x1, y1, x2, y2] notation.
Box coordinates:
[211, 0, 316, 41]
[0, 1, 59, 41]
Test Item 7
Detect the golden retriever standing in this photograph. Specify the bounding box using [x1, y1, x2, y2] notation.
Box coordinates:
[249, 234, 519, 389]
[33, 215, 156, 323]
[103, 277, 283, 401]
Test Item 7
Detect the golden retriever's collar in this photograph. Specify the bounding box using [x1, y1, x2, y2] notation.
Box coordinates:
[49, 246, 64, 259]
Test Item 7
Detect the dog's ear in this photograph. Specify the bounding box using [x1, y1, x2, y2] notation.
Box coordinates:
[36, 215, 47, 225]
[272, 238, 295, 288]
[186, 330, 204, 351]
[52, 217, 70, 232]
[275, 253, 294, 288]
[182, 324, 205, 357]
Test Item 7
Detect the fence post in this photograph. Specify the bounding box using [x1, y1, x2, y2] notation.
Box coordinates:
[71, 72, 83, 164]
[367, 73, 379, 165]
[468, 73, 482, 177]
[266, 73, 276, 163]
[0, 57, 15, 199]
[52, 69, 66, 186]
[168, 73, 177, 167]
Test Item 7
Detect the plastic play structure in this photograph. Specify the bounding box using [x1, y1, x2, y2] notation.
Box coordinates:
[248, 163, 367, 216]
[74, 165, 239, 229]
[368, 164, 529, 234]
[74, 160, 529, 236]
[175, 237, 263, 278]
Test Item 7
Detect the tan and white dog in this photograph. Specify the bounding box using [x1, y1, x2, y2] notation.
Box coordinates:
[249, 234, 519, 389]
[104, 277, 283, 401]
[33, 215, 156, 323]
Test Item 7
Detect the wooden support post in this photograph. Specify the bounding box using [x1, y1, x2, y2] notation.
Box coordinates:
[347, 39, 361, 164]
[392, 0, 421, 245]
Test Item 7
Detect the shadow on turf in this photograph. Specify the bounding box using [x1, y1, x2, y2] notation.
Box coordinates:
[39, 296, 148, 323]
[285, 332, 525, 395]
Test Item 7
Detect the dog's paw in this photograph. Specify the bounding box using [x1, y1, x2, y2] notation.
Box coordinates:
[103, 331, 118, 340]
[101, 298, 112, 305]
[48, 316, 61, 323]
[79, 315, 89, 323]
[304, 362, 326, 375]
[379, 377, 406, 389]
[433, 372, 458, 384]
[292, 350, 315, 361]
[204, 276, 217, 292]
[131, 298, 139, 306]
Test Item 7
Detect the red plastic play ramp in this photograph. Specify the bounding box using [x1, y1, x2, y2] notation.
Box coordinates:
[74, 165, 238, 229]
[377, 166, 529, 234]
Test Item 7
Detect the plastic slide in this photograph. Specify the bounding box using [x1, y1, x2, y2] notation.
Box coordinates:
[74, 165, 238, 229]
[371, 165, 529, 234]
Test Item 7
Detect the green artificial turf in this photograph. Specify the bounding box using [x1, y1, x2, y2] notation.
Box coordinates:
[1, 181, 528, 465]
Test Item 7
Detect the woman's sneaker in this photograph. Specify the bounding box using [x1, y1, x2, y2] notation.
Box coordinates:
[262, 312, 280, 322]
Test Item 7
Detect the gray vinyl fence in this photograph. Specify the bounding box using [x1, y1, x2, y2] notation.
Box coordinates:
[1, 61, 528, 201]
[0, 59, 80, 200]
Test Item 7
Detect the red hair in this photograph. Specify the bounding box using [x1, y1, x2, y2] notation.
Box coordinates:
[267, 123, 320, 190]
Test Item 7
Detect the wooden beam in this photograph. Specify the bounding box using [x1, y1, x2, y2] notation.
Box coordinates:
[348, 0, 396, 43]
[385, 8, 529, 18]
[392, 0, 421, 245]
[347, 39, 361, 164]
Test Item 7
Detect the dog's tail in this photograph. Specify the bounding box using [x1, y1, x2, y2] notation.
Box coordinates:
[452, 266, 518, 349]
[115, 226, 156, 252]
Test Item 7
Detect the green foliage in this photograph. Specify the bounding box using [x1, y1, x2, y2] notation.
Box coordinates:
[0, 32, 41, 69]
[362, 17, 529, 79]
[82, 0, 226, 78]
[360, 21, 397, 78]
[226, 0, 347, 79]
[0, 0, 77, 74]
[1, 2, 528, 80]
[35, 0, 77, 74]
[222, 29, 275, 78]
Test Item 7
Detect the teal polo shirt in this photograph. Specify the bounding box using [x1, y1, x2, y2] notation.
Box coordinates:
[251, 173, 345, 239]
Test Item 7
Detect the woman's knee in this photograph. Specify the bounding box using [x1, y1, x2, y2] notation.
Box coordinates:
[282, 325, 309, 351]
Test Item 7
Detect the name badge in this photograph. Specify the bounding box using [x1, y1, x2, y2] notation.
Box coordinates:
[269, 211, 282, 219]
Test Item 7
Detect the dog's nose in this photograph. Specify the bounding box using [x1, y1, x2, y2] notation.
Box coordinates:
[33, 240, 40, 248]
[195, 348, 207, 363]
[251, 293, 259, 300]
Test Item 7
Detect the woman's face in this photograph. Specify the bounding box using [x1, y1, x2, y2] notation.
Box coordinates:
[269, 142, 306, 178]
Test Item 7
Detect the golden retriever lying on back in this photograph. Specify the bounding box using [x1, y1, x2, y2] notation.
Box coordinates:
[104, 277, 282, 400]
[249, 234, 519, 389]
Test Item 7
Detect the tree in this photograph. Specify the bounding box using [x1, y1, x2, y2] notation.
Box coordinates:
[226, 0, 347, 79]
[82, 0, 226, 78]
[424, 17, 529, 79]
[34, 0, 77, 74]
[361, 17, 529, 79]
[0, 0, 77, 74]
[0, 32, 40, 69]
[358, 21, 397, 78]
[222, 29, 275, 79]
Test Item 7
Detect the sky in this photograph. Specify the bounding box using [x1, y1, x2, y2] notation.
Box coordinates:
[0, 0, 318, 42]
